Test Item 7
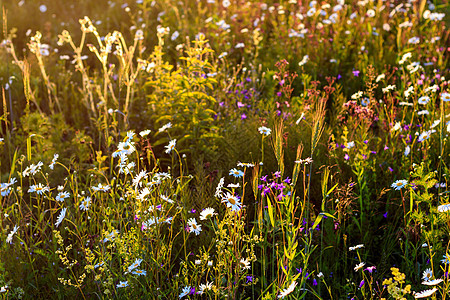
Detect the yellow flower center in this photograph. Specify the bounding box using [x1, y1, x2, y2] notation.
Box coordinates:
[229, 197, 236, 205]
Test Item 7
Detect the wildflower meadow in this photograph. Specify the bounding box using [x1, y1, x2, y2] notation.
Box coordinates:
[0, 0, 450, 299]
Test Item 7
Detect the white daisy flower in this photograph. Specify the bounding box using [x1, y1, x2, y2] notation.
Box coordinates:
[28, 183, 50, 195]
[158, 122, 172, 132]
[6, 225, 19, 244]
[55, 208, 67, 227]
[414, 288, 437, 298]
[133, 171, 147, 187]
[258, 126, 272, 136]
[422, 279, 443, 286]
[278, 281, 297, 298]
[179, 286, 191, 298]
[354, 262, 366, 271]
[139, 129, 151, 137]
[49, 153, 59, 170]
[200, 207, 216, 220]
[79, 197, 91, 211]
[165, 139, 177, 154]
[422, 268, 433, 281]
[56, 191, 70, 202]
[127, 258, 143, 273]
[116, 281, 128, 288]
[240, 258, 251, 271]
[349, 244, 364, 251]
[187, 218, 202, 235]
[418, 96, 430, 105]
[92, 183, 111, 192]
[438, 203, 450, 213]
[221, 192, 242, 212]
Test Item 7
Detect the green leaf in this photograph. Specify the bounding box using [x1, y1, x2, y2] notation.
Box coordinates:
[312, 214, 323, 230]
[321, 212, 336, 219]
[267, 198, 275, 227]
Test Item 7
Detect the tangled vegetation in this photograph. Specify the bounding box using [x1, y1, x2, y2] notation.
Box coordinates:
[0, 0, 449, 299]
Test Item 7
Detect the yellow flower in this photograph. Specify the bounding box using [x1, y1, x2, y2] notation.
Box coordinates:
[394, 272, 405, 283]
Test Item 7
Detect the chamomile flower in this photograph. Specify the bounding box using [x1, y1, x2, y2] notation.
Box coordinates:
[49, 153, 59, 170]
[200, 207, 216, 220]
[418, 96, 430, 105]
[125, 131, 135, 142]
[430, 120, 440, 129]
[417, 110, 429, 115]
[418, 130, 435, 142]
[198, 282, 214, 294]
[55, 208, 67, 228]
[0, 183, 11, 196]
[103, 229, 119, 243]
[56, 191, 70, 202]
[139, 129, 151, 137]
[131, 269, 147, 276]
[414, 288, 437, 298]
[138, 187, 151, 201]
[158, 122, 172, 132]
[391, 180, 408, 190]
[441, 92, 450, 102]
[0, 178, 16, 196]
[354, 262, 366, 271]
[128, 258, 143, 273]
[422, 279, 443, 286]
[438, 203, 450, 212]
[404, 145, 410, 156]
[6, 225, 19, 244]
[160, 194, 174, 204]
[441, 254, 450, 265]
[116, 281, 128, 288]
[221, 192, 242, 212]
[28, 183, 50, 195]
[92, 183, 111, 192]
[278, 281, 298, 298]
[132, 171, 147, 187]
[258, 126, 272, 136]
[237, 162, 255, 168]
[22, 161, 43, 177]
[229, 168, 244, 178]
[349, 244, 364, 251]
[422, 268, 433, 281]
[187, 218, 202, 235]
[79, 197, 91, 211]
[179, 286, 191, 298]
[408, 37, 420, 44]
[165, 139, 176, 154]
[215, 177, 225, 198]
[114, 140, 136, 157]
[240, 258, 251, 271]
